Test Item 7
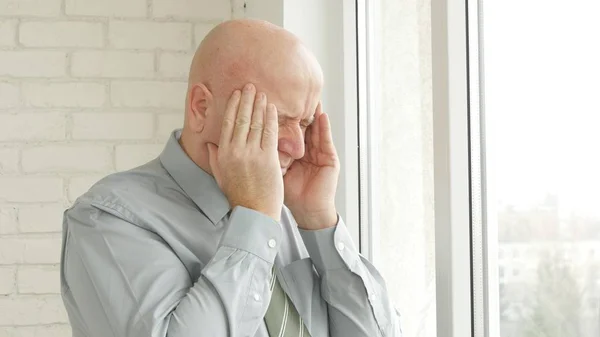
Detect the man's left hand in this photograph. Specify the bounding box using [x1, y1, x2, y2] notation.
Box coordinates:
[284, 103, 340, 230]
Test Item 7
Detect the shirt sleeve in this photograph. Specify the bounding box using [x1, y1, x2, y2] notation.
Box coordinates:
[299, 217, 403, 337]
[61, 202, 281, 337]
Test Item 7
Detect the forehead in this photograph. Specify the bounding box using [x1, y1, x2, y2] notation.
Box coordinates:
[258, 77, 322, 121]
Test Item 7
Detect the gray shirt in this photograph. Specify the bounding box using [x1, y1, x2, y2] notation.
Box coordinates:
[60, 130, 402, 337]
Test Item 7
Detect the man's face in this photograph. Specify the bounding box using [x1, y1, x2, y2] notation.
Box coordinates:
[206, 78, 321, 176]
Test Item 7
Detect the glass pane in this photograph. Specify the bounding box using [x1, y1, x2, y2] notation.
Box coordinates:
[483, 1, 600, 336]
[368, 0, 436, 336]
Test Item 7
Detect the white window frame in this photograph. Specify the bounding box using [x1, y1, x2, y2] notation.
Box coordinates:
[357, 0, 492, 336]
[430, 0, 477, 334]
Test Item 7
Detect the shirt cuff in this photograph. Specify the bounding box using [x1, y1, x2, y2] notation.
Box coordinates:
[298, 216, 359, 275]
[219, 206, 282, 263]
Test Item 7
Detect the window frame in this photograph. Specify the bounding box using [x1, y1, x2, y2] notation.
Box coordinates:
[356, 0, 495, 336]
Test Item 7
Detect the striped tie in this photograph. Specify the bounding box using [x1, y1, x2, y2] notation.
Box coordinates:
[263, 268, 311, 337]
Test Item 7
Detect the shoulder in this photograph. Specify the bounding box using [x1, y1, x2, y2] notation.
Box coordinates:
[67, 158, 181, 224]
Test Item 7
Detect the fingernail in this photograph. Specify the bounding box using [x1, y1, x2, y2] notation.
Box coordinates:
[244, 83, 254, 92]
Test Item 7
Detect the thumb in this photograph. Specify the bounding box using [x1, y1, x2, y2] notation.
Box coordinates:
[206, 143, 221, 184]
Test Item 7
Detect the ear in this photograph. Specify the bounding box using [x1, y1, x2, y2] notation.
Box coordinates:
[186, 83, 212, 133]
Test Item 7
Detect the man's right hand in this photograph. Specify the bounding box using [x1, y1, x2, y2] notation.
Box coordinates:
[207, 83, 283, 222]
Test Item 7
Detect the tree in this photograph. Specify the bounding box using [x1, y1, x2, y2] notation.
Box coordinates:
[520, 249, 582, 337]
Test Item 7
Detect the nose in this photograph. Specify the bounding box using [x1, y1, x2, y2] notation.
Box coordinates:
[277, 125, 305, 160]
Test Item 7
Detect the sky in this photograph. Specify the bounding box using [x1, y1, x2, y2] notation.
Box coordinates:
[483, 0, 600, 218]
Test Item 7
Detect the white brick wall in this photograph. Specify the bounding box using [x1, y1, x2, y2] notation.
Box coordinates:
[0, 83, 19, 108]
[17, 266, 61, 294]
[0, 20, 17, 46]
[0, 325, 71, 337]
[0, 113, 67, 141]
[65, 0, 146, 17]
[0, 0, 233, 332]
[0, 149, 19, 174]
[111, 81, 187, 108]
[152, 0, 231, 20]
[0, 51, 67, 77]
[19, 22, 104, 48]
[108, 21, 192, 50]
[22, 82, 106, 108]
[71, 51, 155, 78]
[0, 207, 18, 234]
[0, 0, 61, 17]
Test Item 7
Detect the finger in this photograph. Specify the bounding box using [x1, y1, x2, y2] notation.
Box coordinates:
[262, 103, 279, 150]
[232, 83, 256, 145]
[247, 92, 266, 145]
[206, 143, 221, 184]
[310, 103, 322, 150]
[220, 90, 241, 146]
[319, 113, 337, 155]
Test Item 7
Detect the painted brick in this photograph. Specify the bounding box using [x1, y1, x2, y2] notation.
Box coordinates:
[0, 113, 66, 141]
[72, 51, 154, 78]
[18, 204, 65, 233]
[22, 82, 105, 108]
[17, 266, 60, 294]
[0, 296, 67, 325]
[0, 0, 61, 17]
[0, 82, 19, 108]
[194, 22, 216, 46]
[19, 21, 103, 47]
[0, 51, 66, 77]
[72, 112, 154, 140]
[152, 0, 230, 20]
[0, 177, 63, 203]
[157, 113, 183, 140]
[22, 145, 112, 173]
[158, 52, 193, 79]
[0, 266, 15, 295]
[109, 21, 192, 50]
[65, 0, 146, 17]
[111, 81, 186, 109]
[115, 144, 163, 171]
[67, 174, 105, 203]
[0, 325, 71, 337]
[0, 20, 17, 46]
[0, 207, 18, 234]
[0, 236, 62, 264]
[0, 148, 19, 174]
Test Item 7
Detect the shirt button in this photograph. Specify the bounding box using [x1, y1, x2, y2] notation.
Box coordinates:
[337, 242, 345, 251]
[268, 239, 277, 248]
[253, 293, 261, 301]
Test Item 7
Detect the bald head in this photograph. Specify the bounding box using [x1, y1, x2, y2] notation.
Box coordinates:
[180, 19, 324, 176]
[187, 19, 322, 109]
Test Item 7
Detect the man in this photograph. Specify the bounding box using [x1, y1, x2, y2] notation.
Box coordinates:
[60, 19, 402, 337]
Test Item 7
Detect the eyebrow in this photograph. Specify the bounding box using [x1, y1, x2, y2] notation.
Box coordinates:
[303, 116, 316, 126]
[278, 113, 315, 126]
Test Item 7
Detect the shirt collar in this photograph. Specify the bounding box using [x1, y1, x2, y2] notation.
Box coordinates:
[159, 129, 230, 225]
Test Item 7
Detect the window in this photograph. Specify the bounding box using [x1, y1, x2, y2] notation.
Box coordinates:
[357, 0, 436, 336]
[359, 0, 600, 336]
[481, 0, 600, 336]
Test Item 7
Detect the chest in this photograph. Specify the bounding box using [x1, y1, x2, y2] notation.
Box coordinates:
[143, 192, 309, 280]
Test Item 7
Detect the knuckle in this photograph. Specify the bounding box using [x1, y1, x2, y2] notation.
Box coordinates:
[249, 122, 263, 130]
[263, 127, 276, 137]
[235, 116, 250, 126]
[222, 118, 235, 127]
